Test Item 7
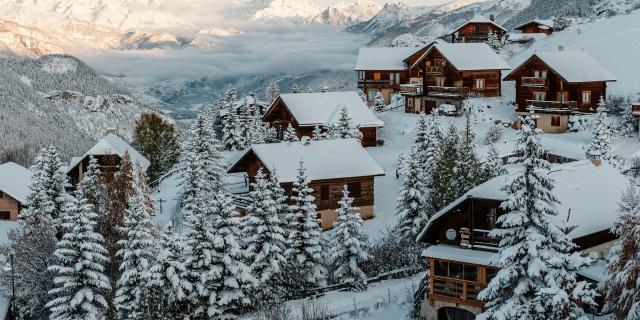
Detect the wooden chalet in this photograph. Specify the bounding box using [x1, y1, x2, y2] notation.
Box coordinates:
[355, 46, 423, 105]
[227, 139, 385, 230]
[402, 42, 509, 113]
[450, 15, 507, 43]
[262, 91, 385, 147]
[66, 132, 150, 187]
[504, 50, 616, 133]
[514, 19, 554, 35]
[415, 160, 627, 319]
[0, 162, 32, 221]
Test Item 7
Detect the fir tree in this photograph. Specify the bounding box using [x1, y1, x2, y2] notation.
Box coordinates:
[311, 125, 325, 141]
[247, 112, 267, 146]
[285, 161, 327, 292]
[426, 125, 459, 216]
[266, 79, 280, 104]
[482, 143, 506, 181]
[283, 123, 299, 142]
[133, 112, 180, 182]
[46, 187, 111, 320]
[478, 116, 596, 320]
[486, 31, 502, 53]
[587, 97, 615, 161]
[243, 169, 288, 302]
[453, 112, 482, 197]
[414, 114, 441, 179]
[396, 146, 428, 240]
[373, 92, 385, 112]
[605, 182, 640, 320]
[329, 185, 371, 291]
[222, 108, 244, 151]
[327, 106, 361, 141]
[114, 166, 157, 320]
[79, 156, 105, 216]
[225, 85, 237, 110]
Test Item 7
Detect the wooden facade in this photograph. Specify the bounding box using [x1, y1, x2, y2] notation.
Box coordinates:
[262, 97, 380, 147]
[452, 22, 506, 43]
[228, 150, 380, 230]
[515, 22, 553, 35]
[0, 192, 20, 220]
[357, 70, 409, 105]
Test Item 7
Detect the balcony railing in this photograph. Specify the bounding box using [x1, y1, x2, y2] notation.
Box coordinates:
[522, 77, 547, 87]
[357, 79, 398, 88]
[526, 100, 578, 109]
[400, 84, 423, 95]
[427, 86, 470, 97]
[425, 66, 445, 74]
[431, 276, 486, 303]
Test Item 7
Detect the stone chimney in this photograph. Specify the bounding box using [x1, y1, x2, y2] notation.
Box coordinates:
[489, 14, 495, 22]
[104, 128, 118, 136]
[591, 159, 602, 167]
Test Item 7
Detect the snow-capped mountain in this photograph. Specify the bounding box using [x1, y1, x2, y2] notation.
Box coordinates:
[346, 1, 418, 34]
[306, 0, 382, 26]
[249, 0, 322, 20]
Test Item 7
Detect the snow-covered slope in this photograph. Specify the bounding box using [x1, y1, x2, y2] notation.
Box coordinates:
[346, 2, 418, 35]
[306, 0, 382, 27]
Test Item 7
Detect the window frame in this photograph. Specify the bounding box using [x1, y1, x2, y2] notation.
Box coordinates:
[551, 116, 561, 127]
[533, 91, 546, 101]
[0, 211, 10, 220]
[582, 90, 591, 104]
[475, 78, 485, 90]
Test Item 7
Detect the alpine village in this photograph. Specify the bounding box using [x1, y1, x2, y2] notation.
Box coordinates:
[2, 1, 640, 320]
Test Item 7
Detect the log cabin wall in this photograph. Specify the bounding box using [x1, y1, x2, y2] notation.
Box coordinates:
[358, 70, 409, 104]
[520, 24, 553, 35]
[0, 193, 20, 220]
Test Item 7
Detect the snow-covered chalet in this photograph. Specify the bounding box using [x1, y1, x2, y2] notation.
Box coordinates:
[414, 160, 627, 319]
[0, 162, 32, 221]
[449, 15, 507, 43]
[227, 139, 384, 230]
[262, 91, 385, 147]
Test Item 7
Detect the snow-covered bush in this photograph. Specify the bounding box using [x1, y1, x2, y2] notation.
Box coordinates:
[298, 299, 330, 320]
[485, 125, 503, 145]
[373, 92, 385, 112]
[360, 229, 422, 277]
[256, 301, 293, 320]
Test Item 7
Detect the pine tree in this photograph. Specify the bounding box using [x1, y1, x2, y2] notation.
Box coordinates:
[453, 112, 482, 197]
[283, 123, 300, 142]
[414, 114, 441, 179]
[605, 182, 640, 320]
[396, 146, 428, 240]
[266, 79, 280, 104]
[20, 144, 68, 228]
[222, 107, 244, 151]
[247, 112, 267, 146]
[311, 125, 325, 141]
[373, 92, 385, 112]
[46, 187, 111, 320]
[327, 106, 361, 141]
[79, 156, 105, 216]
[225, 85, 237, 110]
[478, 116, 596, 320]
[426, 125, 459, 216]
[285, 161, 327, 292]
[587, 97, 615, 161]
[486, 31, 502, 53]
[209, 191, 256, 315]
[133, 112, 180, 182]
[115, 166, 157, 320]
[329, 185, 371, 291]
[243, 169, 288, 302]
[482, 143, 506, 181]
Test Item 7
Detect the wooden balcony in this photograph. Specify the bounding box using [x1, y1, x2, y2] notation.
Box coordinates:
[400, 84, 423, 95]
[526, 100, 578, 110]
[472, 229, 498, 248]
[427, 86, 470, 98]
[632, 103, 640, 116]
[357, 79, 398, 88]
[521, 77, 547, 87]
[425, 66, 445, 75]
[430, 276, 486, 305]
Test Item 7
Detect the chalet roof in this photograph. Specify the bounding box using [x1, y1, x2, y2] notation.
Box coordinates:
[355, 47, 419, 71]
[417, 160, 628, 243]
[228, 139, 385, 183]
[269, 91, 384, 128]
[451, 15, 507, 34]
[431, 42, 510, 71]
[66, 134, 150, 174]
[514, 19, 555, 31]
[0, 162, 32, 204]
[505, 51, 617, 83]
[421, 244, 494, 266]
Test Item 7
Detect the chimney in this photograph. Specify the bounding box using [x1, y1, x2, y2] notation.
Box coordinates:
[104, 128, 118, 136]
[489, 14, 495, 22]
[591, 159, 602, 167]
[558, 45, 565, 51]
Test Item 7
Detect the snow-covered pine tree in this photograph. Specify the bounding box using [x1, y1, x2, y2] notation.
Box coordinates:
[247, 112, 267, 146]
[114, 165, 157, 320]
[146, 224, 192, 319]
[46, 187, 111, 320]
[587, 97, 615, 161]
[414, 114, 442, 180]
[19, 144, 68, 228]
[481, 143, 506, 181]
[373, 92, 385, 112]
[285, 161, 327, 292]
[222, 107, 245, 151]
[396, 146, 428, 240]
[79, 156, 105, 216]
[478, 116, 596, 320]
[486, 31, 501, 53]
[243, 169, 288, 302]
[209, 191, 256, 315]
[621, 102, 636, 138]
[605, 182, 640, 319]
[266, 79, 280, 104]
[426, 125, 459, 216]
[311, 125, 325, 141]
[327, 106, 361, 141]
[330, 185, 371, 291]
[453, 112, 482, 197]
[283, 123, 299, 142]
[225, 85, 237, 110]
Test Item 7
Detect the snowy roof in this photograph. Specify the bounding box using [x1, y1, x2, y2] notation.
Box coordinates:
[452, 15, 507, 33]
[507, 51, 617, 83]
[229, 139, 385, 183]
[578, 259, 607, 284]
[422, 244, 494, 266]
[514, 19, 555, 30]
[0, 162, 32, 203]
[271, 91, 384, 128]
[430, 42, 510, 71]
[418, 160, 628, 243]
[66, 134, 150, 174]
[355, 47, 419, 71]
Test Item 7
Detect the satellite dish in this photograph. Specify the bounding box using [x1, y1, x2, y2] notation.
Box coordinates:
[446, 229, 457, 241]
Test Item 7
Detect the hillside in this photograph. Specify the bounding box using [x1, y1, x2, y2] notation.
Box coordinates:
[0, 54, 151, 166]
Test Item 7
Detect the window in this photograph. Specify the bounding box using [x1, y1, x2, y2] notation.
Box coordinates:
[373, 72, 381, 81]
[453, 80, 463, 88]
[394, 72, 400, 84]
[551, 116, 561, 127]
[449, 262, 464, 279]
[435, 260, 448, 277]
[486, 268, 498, 283]
[435, 59, 446, 67]
[0, 211, 9, 220]
[488, 208, 497, 229]
[435, 77, 445, 87]
[407, 98, 414, 107]
[463, 265, 478, 281]
[475, 79, 485, 89]
[533, 91, 546, 101]
[347, 182, 362, 198]
[320, 185, 329, 201]
[557, 91, 569, 103]
[367, 90, 376, 102]
[534, 70, 547, 78]
[582, 91, 591, 104]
